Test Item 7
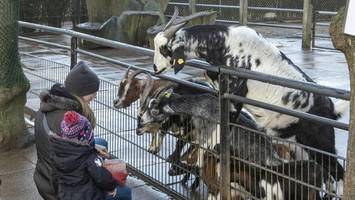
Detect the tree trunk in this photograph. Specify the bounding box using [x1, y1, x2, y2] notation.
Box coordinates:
[0, 0, 31, 152]
[330, 7, 355, 200]
[45, 0, 70, 27]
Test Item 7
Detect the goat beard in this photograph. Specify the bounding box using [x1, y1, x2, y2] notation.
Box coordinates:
[138, 123, 161, 134]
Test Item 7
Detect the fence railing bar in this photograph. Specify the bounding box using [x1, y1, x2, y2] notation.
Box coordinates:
[76, 48, 218, 94]
[219, 67, 350, 100]
[224, 94, 349, 131]
[315, 10, 337, 15]
[19, 36, 71, 50]
[169, 2, 305, 13]
[312, 45, 337, 51]
[247, 22, 302, 29]
[169, 2, 339, 15]
[20, 51, 71, 67]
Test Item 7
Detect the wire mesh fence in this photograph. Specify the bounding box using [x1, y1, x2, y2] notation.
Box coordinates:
[21, 48, 347, 199]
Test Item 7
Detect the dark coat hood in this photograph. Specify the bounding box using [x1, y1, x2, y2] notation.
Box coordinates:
[50, 135, 93, 173]
[39, 84, 81, 113]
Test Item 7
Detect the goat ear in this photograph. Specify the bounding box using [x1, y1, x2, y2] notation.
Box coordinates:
[172, 45, 185, 74]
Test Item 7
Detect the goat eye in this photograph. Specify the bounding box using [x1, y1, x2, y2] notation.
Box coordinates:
[160, 45, 172, 57]
[151, 108, 160, 116]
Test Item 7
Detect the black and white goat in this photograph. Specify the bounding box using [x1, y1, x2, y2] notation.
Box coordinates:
[152, 8, 347, 193]
[143, 91, 327, 199]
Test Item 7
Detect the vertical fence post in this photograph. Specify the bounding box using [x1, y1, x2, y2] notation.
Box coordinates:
[189, 0, 196, 14]
[239, 0, 248, 25]
[302, 0, 313, 50]
[311, 2, 316, 48]
[219, 71, 231, 200]
[70, 37, 78, 69]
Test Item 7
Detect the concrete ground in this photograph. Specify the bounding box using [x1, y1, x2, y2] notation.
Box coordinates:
[0, 137, 170, 200]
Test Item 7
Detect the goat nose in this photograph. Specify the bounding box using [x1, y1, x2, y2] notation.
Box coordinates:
[153, 64, 157, 72]
[137, 116, 142, 127]
[113, 99, 119, 105]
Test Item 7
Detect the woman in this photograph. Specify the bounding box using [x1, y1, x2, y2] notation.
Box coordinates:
[33, 61, 131, 199]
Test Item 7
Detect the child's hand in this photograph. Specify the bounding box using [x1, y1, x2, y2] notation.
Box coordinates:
[107, 188, 117, 197]
[95, 145, 111, 159]
[98, 148, 111, 159]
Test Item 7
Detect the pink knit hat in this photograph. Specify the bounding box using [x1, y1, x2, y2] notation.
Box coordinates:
[60, 111, 94, 145]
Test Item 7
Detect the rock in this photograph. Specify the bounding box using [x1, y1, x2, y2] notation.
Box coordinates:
[76, 11, 160, 49]
[140, 0, 169, 13]
[146, 11, 217, 48]
[119, 11, 160, 47]
[75, 17, 121, 49]
[85, 0, 142, 23]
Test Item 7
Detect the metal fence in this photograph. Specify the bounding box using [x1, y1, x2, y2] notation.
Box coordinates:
[19, 22, 349, 199]
[167, 0, 347, 50]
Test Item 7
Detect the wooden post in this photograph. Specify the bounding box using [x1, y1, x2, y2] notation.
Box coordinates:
[189, 0, 196, 14]
[302, 0, 313, 50]
[239, 0, 248, 26]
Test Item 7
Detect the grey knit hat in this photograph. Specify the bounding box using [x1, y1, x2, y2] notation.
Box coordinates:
[64, 61, 100, 97]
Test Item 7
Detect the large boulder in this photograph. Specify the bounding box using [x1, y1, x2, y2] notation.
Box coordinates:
[85, 0, 142, 23]
[119, 11, 160, 46]
[75, 17, 120, 49]
[140, 0, 169, 12]
[76, 11, 160, 49]
[146, 11, 217, 48]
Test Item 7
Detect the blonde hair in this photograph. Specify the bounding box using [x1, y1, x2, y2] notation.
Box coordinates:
[74, 95, 96, 128]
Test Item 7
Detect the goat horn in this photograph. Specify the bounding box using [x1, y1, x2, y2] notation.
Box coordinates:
[164, 7, 179, 31]
[124, 67, 132, 78]
[164, 22, 187, 39]
[129, 69, 146, 79]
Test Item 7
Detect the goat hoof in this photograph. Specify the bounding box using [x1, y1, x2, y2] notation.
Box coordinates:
[181, 175, 190, 184]
[148, 146, 159, 154]
[190, 180, 199, 191]
[167, 154, 180, 162]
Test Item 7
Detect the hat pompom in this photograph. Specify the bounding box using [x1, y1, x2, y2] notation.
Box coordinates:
[64, 111, 79, 125]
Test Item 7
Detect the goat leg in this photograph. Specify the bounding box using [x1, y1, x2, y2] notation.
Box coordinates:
[167, 138, 186, 162]
[148, 131, 164, 154]
[181, 172, 190, 185]
[190, 167, 200, 191]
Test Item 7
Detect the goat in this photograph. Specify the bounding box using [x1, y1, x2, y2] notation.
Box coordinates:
[138, 91, 293, 193]
[152, 7, 347, 193]
[113, 68, 212, 161]
[203, 147, 329, 200]
[113, 69, 175, 154]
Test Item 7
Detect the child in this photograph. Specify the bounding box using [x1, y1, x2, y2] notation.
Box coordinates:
[49, 111, 132, 200]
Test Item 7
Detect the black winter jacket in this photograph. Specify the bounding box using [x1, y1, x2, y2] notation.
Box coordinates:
[33, 84, 82, 200]
[49, 135, 116, 200]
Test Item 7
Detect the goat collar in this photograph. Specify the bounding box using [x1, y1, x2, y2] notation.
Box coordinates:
[140, 83, 176, 113]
